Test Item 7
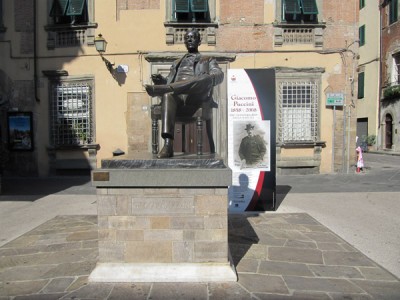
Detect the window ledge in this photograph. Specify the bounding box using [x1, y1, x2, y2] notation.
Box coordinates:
[274, 23, 325, 47]
[44, 22, 98, 32]
[273, 22, 326, 28]
[42, 70, 69, 77]
[48, 144, 100, 151]
[278, 141, 326, 148]
[164, 22, 218, 27]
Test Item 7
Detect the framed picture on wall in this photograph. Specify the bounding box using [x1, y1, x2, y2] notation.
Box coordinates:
[7, 112, 34, 151]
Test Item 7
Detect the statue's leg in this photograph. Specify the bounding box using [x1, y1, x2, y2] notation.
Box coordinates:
[158, 94, 182, 158]
[161, 93, 180, 139]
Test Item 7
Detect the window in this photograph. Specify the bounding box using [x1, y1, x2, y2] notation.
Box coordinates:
[282, 0, 318, 23]
[360, 0, 365, 9]
[172, 0, 210, 22]
[277, 80, 319, 143]
[358, 72, 365, 99]
[389, 0, 398, 24]
[49, 0, 88, 25]
[359, 25, 365, 46]
[165, 0, 217, 45]
[50, 80, 94, 146]
[392, 53, 400, 85]
[46, 0, 96, 49]
[0, 0, 5, 32]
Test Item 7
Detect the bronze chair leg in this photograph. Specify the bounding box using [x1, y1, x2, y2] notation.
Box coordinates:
[196, 117, 203, 155]
[206, 119, 215, 153]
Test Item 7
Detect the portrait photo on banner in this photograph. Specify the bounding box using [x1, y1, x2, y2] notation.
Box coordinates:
[233, 120, 270, 171]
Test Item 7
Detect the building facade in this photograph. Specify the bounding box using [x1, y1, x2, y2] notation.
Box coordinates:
[380, 0, 400, 152]
[357, 0, 380, 151]
[0, 0, 359, 177]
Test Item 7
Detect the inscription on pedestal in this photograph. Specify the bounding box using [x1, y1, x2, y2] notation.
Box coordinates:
[131, 197, 194, 215]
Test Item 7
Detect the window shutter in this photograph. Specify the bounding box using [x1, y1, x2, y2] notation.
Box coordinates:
[66, 0, 85, 16]
[284, 0, 301, 14]
[301, 0, 318, 14]
[174, 0, 190, 12]
[358, 72, 365, 99]
[50, 0, 69, 17]
[359, 25, 365, 46]
[390, 0, 398, 24]
[191, 0, 208, 12]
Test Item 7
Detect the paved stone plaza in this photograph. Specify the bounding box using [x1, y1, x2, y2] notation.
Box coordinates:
[1, 213, 399, 299]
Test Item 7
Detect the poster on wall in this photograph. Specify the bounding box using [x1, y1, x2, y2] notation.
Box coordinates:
[227, 69, 276, 212]
[7, 112, 34, 151]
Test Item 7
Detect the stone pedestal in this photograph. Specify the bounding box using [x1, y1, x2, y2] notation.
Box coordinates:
[89, 154, 236, 282]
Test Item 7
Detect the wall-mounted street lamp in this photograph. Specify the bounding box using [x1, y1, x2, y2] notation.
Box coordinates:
[94, 34, 114, 72]
[94, 34, 107, 53]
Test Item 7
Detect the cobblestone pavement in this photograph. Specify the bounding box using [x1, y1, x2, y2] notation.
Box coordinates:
[1, 214, 399, 299]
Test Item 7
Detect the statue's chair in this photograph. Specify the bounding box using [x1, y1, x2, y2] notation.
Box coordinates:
[150, 101, 216, 156]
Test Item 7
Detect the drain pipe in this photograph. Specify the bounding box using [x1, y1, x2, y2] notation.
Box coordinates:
[33, 0, 39, 102]
[378, 1, 384, 149]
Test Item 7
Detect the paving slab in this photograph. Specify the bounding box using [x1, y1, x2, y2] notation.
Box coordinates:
[0, 213, 399, 299]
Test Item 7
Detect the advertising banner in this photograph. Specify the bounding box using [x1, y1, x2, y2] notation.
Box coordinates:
[227, 69, 276, 212]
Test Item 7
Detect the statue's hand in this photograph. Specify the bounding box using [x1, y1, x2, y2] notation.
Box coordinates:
[151, 74, 167, 85]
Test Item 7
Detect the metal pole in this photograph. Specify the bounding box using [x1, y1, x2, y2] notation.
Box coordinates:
[332, 106, 336, 172]
[342, 104, 347, 173]
[347, 108, 352, 174]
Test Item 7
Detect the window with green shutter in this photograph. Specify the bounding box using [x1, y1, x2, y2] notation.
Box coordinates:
[389, 0, 398, 24]
[50, 0, 87, 25]
[359, 25, 365, 46]
[358, 72, 365, 99]
[66, 0, 86, 16]
[0, 0, 5, 31]
[50, 0, 69, 17]
[283, 0, 318, 22]
[284, 0, 301, 14]
[175, 0, 190, 12]
[191, 0, 208, 12]
[172, 0, 210, 22]
[359, 0, 365, 9]
[301, 0, 318, 14]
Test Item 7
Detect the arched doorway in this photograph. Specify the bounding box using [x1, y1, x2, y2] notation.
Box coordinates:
[385, 114, 393, 149]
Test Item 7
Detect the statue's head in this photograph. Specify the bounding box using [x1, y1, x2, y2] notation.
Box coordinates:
[184, 28, 201, 53]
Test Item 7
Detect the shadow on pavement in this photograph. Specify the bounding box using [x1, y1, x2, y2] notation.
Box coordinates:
[275, 185, 292, 210]
[228, 214, 260, 267]
[0, 176, 95, 201]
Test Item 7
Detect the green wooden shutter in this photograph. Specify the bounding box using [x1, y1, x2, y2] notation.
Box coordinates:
[191, 0, 208, 12]
[174, 0, 190, 12]
[359, 0, 365, 9]
[359, 25, 365, 46]
[358, 72, 365, 99]
[284, 0, 301, 14]
[301, 0, 318, 14]
[0, 0, 3, 26]
[390, 0, 398, 24]
[66, 0, 85, 16]
[50, 0, 69, 17]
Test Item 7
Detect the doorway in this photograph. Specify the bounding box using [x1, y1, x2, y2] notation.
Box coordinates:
[356, 118, 368, 147]
[385, 113, 393, 149]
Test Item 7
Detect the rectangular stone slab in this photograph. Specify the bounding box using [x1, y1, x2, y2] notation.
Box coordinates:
[92, 168, 232, 187]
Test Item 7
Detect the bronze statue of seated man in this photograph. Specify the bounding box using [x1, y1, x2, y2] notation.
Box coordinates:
[145, 28, 224, 158]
